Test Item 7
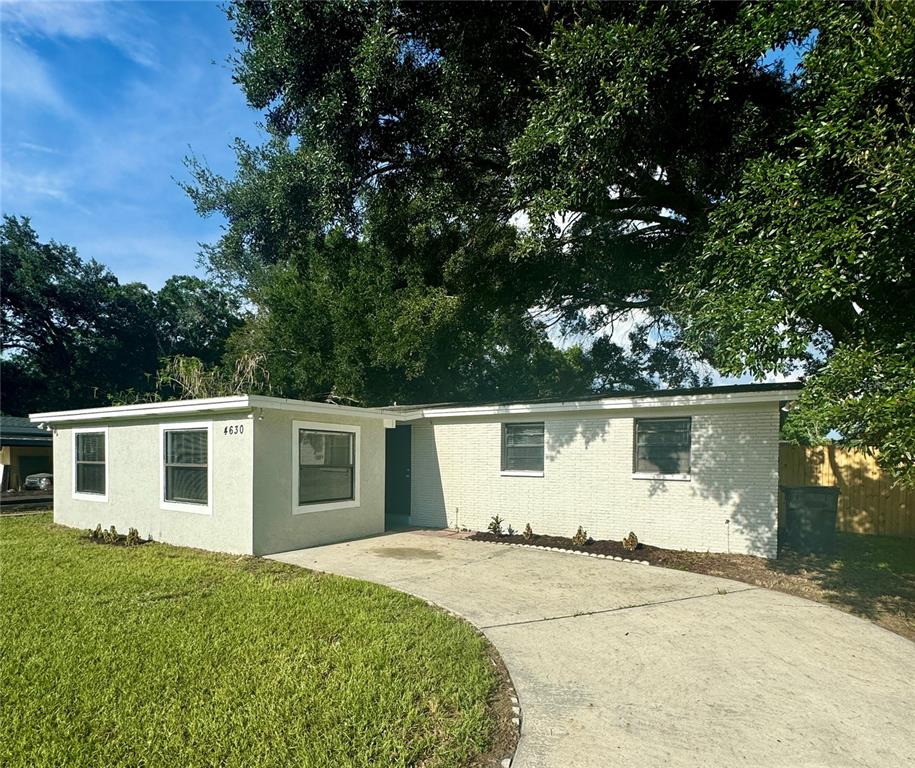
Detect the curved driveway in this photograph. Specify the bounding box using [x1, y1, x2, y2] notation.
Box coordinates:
[270, 531, 915, 768]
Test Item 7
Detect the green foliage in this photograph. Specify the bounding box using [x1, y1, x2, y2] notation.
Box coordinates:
[2, 216, 159, 414]
[185, 3, 713, 407]
[126, 528, 143, 547]
[571, 526, 589, 547]
[522, 523, 534, 542]
[2, 515, 497, 766]
[487, 515, 504, 536]
[195, 1, 912, 478]
[155, 275, 243, 366]
[782, 343, 915, 486]
[1, 217, 244, 415]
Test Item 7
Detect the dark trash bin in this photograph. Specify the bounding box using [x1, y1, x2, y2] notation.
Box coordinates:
[780, 485, 840, 553]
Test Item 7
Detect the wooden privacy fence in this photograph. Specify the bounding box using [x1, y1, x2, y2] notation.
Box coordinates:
[779, 443, 915, 538]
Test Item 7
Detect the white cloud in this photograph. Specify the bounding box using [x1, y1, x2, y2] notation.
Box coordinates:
[0, 35, 69, 113]
[1, 1, 158, 68]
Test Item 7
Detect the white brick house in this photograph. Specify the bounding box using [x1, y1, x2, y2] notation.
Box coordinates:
[32, 383, 799, 558]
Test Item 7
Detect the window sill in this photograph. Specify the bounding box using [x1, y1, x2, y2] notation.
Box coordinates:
[160, 500, 212, 515]
[631, 472, 691, 482]
[293, 498, 359, 515]
[500, 470, 544, 478]
[73, 492, 108, 503]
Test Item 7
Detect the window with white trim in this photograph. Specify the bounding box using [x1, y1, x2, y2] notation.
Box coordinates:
[75, 431, 106, 495]
[501, 422, 544, 474]
[633, 417, 691, 477]
[298, 428, 355, 505]
[163, 428, 209, 505]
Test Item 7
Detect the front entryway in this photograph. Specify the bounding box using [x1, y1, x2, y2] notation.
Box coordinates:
[384, 424, 411, 530]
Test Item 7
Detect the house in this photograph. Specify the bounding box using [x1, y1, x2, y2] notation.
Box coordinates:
[29, 382, 801, 558]
[1, 416, 53, 492]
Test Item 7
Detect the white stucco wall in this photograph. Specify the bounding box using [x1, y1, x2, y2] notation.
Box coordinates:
[410, 402, 780, 558]
[52, 412, 254, 554]
[251, 407, 385, 555]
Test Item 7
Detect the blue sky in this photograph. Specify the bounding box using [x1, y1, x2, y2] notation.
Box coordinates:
[1, 0, 263, 288]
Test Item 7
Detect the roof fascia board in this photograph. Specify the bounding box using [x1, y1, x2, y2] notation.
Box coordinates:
[30, 396, 252, 425]
[248, 396, 388, 419]
[408, 388, 801, 420]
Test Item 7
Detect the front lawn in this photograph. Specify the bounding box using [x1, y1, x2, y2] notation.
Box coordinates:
[1, 515, 499, 767]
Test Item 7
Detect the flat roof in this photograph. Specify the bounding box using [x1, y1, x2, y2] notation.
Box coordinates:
[384, 381, 802, 412]
[388, 381, 802, 420]
[1, 416, 53, 446]
[30, 382, 802, 425]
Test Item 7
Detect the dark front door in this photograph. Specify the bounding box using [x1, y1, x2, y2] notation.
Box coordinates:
[385, 424, 411, 530]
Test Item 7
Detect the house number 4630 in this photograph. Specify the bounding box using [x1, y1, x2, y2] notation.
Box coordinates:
[224, 424, 245, 435]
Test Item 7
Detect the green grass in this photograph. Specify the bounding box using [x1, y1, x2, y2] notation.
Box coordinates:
[0, 515, 497, 768]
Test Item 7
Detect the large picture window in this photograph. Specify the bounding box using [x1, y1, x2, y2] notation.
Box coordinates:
[74, 429, 107, 499]
[163, 428, 209, 506]
[501, 422, 545, 474]
[633, 417, 691, 477]
[297, 428, 355, 506]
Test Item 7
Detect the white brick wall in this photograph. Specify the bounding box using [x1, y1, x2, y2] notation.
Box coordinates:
[410, 403, 780, 558]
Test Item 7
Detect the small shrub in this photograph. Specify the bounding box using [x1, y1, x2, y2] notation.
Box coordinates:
[623, 531, 639, 551]
[88, 524, 103, 542]
[126, 528, 142, 547]
[102, 525, 119, 544]
[522, 523, 534, 541]
[571, 526, 589, 547]
[487, 515, 504, 536]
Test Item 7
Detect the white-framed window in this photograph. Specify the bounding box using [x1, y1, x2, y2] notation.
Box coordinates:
[501, 422, 545, 477]
[292, 420, 360, 514]
[160, 422, 212, 514]
[73, 427, 108, 501]
[632, 417, 692, 480]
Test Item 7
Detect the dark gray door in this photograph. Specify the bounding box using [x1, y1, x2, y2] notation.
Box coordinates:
[384, 425, 411, 530]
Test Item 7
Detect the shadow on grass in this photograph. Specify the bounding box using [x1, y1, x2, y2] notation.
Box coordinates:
[770, 533, 915, 635]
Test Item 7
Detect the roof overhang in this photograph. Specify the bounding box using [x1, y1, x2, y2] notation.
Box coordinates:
[30, 386, 801, 426]
[383, 387, 801, 421]
[29, 395, 389, 425]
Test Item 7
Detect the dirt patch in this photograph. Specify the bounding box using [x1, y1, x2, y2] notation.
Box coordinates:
[471, 531, 915, 642]
[371, 546, 443, 560]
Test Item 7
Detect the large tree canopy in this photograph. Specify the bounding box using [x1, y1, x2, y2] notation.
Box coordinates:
[1, 217, 244, 415]
[188, 1, 913, 480]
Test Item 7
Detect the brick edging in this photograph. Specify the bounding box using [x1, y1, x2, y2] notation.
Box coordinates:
[477, 538, 651, 566]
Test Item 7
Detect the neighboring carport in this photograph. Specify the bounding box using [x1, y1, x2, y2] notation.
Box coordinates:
[1, 416, 53, 494]
[271, 531, 915, 768]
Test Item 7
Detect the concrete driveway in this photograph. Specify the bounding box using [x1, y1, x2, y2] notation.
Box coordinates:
[270, 531, 915, 768]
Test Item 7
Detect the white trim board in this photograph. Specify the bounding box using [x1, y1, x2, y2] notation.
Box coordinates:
[30, 386, 801, 425]
[30, 395, 388, 425]
[385, 387, 802, 420]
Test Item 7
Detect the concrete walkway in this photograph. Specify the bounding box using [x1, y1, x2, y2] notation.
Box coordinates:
[270, 531, 915, 768]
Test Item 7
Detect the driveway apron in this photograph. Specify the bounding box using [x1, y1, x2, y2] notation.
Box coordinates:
[270, 531, 915, 768]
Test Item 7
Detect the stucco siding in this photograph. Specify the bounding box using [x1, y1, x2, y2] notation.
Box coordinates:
[251, 408, 385, 555]
[411, 403, 780, 558]
[52, 412, 254, 554]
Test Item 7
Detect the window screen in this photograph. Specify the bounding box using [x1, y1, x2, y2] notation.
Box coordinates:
[634, 418, 691, 475]
[501, 423, 544, 473]
[164, 429, 208, 505]
[298, 429, 355, 505]
[75, 432, 106, 494]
